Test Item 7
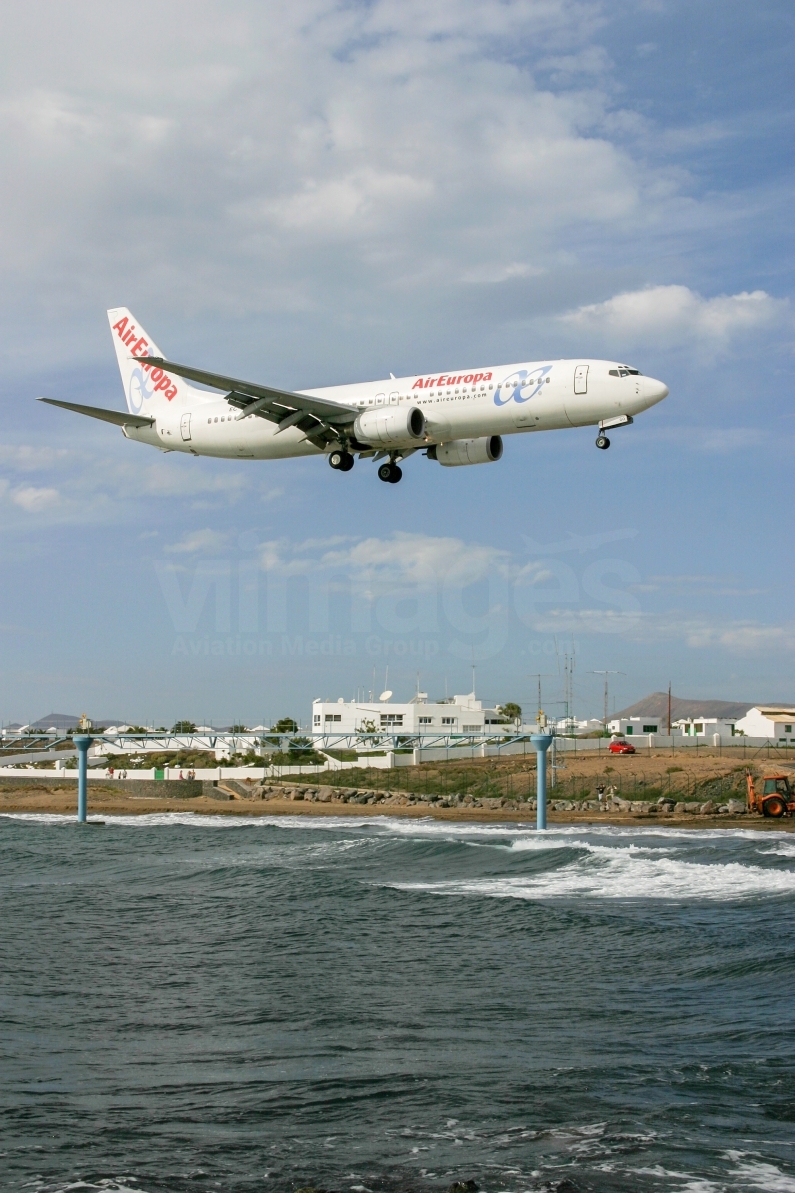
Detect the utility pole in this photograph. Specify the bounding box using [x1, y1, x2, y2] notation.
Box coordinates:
[528, 674, 555, 721]
[667, 681, 672, 736]
[590, 671, 624, 732]
[563, 645, 576, 732]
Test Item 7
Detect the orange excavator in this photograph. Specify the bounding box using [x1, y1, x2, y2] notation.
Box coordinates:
[746, 769, 795, 818]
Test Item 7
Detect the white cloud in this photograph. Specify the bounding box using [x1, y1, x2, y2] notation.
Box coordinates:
[460, 261, 547, 285]
[238, 168, 434, 237]
[138, 465, 247, 501]
[528, 607, 642, 635]
[679, 618, 795, 653]
[0, 0, 667, 370]
[539, 45, 612, 83]
[528, 607, 794, 652]
[619, 613, 795, 654]
[236, 531, 794, 659]
[249, 530, 511, 588]
[257, 539, 315, 578]
[560, 285, 789, 349]
[9, 484, 60, 511]
[0, 444, 69, 470]
[164, 529, 230, 554]
[320, 532, 511, 588]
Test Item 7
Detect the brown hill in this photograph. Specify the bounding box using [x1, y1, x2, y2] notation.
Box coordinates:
[613, 692, 755, 721]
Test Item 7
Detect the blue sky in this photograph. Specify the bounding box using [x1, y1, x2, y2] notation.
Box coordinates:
[0, 0, 792, 728]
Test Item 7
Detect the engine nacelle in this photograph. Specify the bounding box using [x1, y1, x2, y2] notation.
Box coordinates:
[353, 405, 425, 447]
[430, 436, 503, 467]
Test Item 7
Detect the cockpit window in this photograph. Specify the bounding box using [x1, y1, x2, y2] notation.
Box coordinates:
[609, 366, 643, 377]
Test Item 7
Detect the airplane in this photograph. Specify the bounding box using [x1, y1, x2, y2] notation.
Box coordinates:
[39, 307, 669, 484]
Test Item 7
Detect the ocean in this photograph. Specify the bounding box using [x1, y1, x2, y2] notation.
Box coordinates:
[1, 813, 794, 1193]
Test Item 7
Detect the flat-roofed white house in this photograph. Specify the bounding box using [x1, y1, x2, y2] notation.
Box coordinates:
[673, 717, 740, 738]
[607, 716, 666, 736]
[734, 706, 795, 742]
[312, 692, 509, 739]
[609, 714, 742, 738]
[557, 717, 608, 734]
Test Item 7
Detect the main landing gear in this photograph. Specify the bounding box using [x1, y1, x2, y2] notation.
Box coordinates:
[329, 449, 354, 471]
[378, 461, 403, 483]
[328, 449, 403, 482]
[595, 434, 610, 450]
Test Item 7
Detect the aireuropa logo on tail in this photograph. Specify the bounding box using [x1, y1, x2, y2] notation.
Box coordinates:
[112, 317, 178, 413]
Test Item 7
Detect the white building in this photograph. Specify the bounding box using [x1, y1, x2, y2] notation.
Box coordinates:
[673, 716, 740, 738]
[312, 692, 509, 739]
[554, 717, 605, 735]
[734, 706, 795, 742]
[608, 715, 667, 737]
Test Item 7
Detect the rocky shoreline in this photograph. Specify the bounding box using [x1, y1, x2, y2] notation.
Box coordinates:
[1, 776, 792, 829]
[220, 779, 751, 818]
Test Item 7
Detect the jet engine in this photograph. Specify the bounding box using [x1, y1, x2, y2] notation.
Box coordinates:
[429, 436, 503, 466]
[353, 405, 425, 447]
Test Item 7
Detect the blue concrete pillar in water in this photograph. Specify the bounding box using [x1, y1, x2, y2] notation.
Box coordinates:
[73, 734, 93, 823]
[531, 734, 553, 831]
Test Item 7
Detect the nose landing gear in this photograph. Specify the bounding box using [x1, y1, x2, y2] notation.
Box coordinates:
[378, 461, 403, 483]
[329, 449, 354, 471]
[595, 434, 610, 450]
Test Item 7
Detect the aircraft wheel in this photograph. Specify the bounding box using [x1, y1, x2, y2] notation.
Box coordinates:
[378, 462, 394, 482]
[338, 451, 354, 472]
[329, 450, 343, 469]
[388, 464, 403, 483]
[596, 435, 610, 450]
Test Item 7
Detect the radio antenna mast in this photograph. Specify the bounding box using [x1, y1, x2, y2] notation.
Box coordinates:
[589, 671, 624, 732]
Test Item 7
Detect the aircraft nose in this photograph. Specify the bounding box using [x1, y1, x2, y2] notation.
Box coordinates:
[644, 376, 669, 405]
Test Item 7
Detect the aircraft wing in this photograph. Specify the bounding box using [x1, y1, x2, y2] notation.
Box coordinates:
[141, 356, 358, 446]
[38, 398, 154, 429]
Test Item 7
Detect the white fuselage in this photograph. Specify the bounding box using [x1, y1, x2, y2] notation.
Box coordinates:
[124, 358, 668, 457]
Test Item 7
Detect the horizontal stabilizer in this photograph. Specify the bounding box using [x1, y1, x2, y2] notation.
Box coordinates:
[38, 398, 155, 429]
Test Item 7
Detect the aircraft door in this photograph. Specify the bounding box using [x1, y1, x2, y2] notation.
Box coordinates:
[180, 413, 192, 441]
[565, 363, 600, 426]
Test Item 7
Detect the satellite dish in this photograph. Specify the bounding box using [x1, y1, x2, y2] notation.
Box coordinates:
[379, 690, 393, 702]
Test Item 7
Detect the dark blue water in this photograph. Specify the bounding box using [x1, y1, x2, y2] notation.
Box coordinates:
[1, 813, 794, 1193]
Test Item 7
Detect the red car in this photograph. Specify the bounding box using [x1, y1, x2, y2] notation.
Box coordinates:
[609, 739, 636, 754]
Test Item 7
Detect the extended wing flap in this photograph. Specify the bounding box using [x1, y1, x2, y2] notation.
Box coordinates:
[142, 357, 358, 425]
[38, 398, 154, 429]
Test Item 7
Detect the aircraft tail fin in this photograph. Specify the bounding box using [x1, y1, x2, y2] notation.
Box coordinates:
[107, 308, 205, 417]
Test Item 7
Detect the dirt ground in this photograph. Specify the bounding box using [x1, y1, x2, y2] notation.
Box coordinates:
[269, 746, 795, 806]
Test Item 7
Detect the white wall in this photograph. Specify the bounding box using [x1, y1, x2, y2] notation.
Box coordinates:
[0, 734, 789, 782]
[735, 708, 795, 740]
